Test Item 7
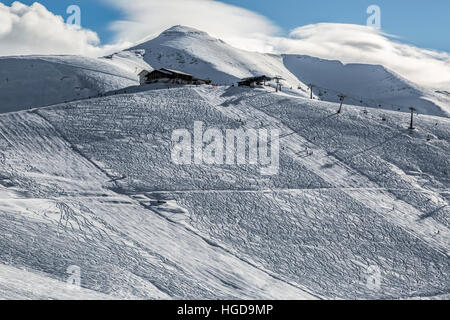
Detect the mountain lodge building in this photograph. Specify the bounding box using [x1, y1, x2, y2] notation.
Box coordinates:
[238, 75, 272, 87]
[139, 68, 211, 85]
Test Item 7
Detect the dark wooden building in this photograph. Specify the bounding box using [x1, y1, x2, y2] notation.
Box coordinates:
[238, 75, 272, 87]
[139, 68, 211, 85]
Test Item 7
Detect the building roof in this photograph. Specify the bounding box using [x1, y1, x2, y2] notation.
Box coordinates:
[138, 69, 151, 76]
[141, 68, 210, 83]
[239, 75, 272, 82]
[154, 69, 173, 75]
[160, 68, 193, 77]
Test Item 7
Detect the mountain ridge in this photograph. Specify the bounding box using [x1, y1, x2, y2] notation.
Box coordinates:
[124, 25, 449, 117]
[0, 24, 449, 117]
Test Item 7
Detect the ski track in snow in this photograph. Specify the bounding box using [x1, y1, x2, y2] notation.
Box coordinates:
[1, 25, 449, 300]
[195, 86, 450, 256]
[0, 85, 448, 299]
[0, 108, 317, 300]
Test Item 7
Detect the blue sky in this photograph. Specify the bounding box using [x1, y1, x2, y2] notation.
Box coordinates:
[2, 0, 450, 53]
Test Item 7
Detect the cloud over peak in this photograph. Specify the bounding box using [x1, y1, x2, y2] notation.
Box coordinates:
[280, 23, 450, 89]
[105, 0, 280, 52]
[104, 0, 450, 89]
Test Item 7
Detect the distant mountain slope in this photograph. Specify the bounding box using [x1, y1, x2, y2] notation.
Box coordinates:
[283, 55, 450, 117]
[102, 49, 154, 75]
[129, 25, 307, 91]
[0, 55, 143, 113]
[125, 26, 449, 117]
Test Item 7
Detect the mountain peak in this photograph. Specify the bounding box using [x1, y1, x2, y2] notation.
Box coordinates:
[160, 25, 210, 37]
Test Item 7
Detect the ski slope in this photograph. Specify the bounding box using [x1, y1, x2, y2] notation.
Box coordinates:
[0, 264, 117, 300]
[0, 55, 142, 113]
[0, 85, 448, 299]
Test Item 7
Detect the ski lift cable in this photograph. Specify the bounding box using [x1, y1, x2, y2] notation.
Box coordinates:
[306, 83, 419, 111]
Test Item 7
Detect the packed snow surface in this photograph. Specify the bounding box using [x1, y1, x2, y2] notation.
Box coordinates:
[0, 25, 449, 299]
[0, 84, 448, 299]
[0, 55, 142, 113]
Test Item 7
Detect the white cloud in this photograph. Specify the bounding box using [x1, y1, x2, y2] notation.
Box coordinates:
[104, 0, 280, 52]
[279, 24, 450, 90]
[0, 1, 127, 57]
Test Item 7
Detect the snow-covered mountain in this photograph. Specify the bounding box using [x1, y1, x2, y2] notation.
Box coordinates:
[0, 25, 449, 300]
[128, 25, 307, 91]
[283, 55, 450, 117]
[0, 85, 448, 299]
[1, 25, 448, 117]
[123, 25, 448, 117]
[0, 54, 149, 113]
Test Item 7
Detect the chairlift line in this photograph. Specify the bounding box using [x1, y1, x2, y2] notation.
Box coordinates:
[306, 83, 419, 111]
